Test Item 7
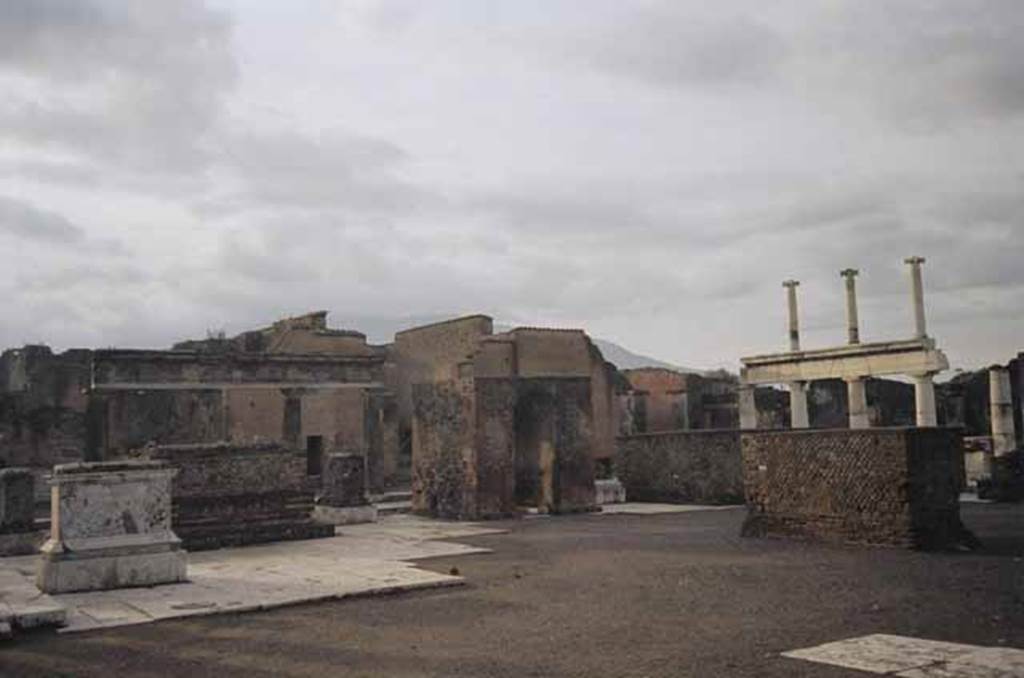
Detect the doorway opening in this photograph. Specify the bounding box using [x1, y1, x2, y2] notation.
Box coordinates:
[306, 435, 324, 476]
[514, 391, 556, 512]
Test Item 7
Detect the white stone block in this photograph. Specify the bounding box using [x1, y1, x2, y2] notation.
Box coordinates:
[37, 461, 188, 594]
[594, 478, 627, 505]
[314, 504, 378, 525]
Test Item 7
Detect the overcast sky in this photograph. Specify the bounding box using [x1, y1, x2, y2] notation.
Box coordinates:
[1, 1, 1021, 371]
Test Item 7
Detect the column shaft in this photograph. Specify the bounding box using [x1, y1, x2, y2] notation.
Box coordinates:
[913, 374, 937, 427]
[990, 367, 1016, 456]
[789, 381, 809, 429]
[846, 378, 870, 429]
[739, 385, 758, 430]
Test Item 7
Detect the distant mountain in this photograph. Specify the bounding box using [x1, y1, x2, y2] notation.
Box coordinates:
[333, 312, 704, 375]
[589, 338, 703, 374]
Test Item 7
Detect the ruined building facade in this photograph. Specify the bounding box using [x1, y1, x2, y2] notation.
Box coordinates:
[0, 312, 625, 519]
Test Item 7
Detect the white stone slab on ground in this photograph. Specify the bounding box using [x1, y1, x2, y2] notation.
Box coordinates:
[0, 515, 503, 635]
[600, 503, 744, 515]
[783, 634, 1024, 677]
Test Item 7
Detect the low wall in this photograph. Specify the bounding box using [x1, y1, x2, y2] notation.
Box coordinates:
[615, 430, 743, 504]
[740, 428, 971, 549]
[145, 441, 333, 551]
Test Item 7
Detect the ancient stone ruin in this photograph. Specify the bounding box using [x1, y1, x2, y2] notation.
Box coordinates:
[37, 460, 187, 593]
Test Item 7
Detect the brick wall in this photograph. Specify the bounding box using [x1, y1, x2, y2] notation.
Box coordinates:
[615, 430, 744, 504]
[740, 428, 971, 549]
[145, 441, 332, 550]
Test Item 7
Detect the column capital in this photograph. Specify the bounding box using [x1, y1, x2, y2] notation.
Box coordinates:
[782, 279, 800, 289]
[903, 256, 926, 266]
[839, 268, 859, 278]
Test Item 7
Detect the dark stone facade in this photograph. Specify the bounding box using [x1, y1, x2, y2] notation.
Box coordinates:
[144, 442, 333, 551]
[412, 376, 596, 520]
[740, 428, 973, 549]
[615, 430, 744, 504]
[318, 453, 368, 508]
[0, 468, 34, 533]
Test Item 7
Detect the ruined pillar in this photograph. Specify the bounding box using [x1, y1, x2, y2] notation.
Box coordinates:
[789, 381, 809, 429]
[846, 378, 870, 429]
[782, 280, 801, 352]
[990, 367, 1016, 456]
[904, 256, 927, 339]
[913, 373, 938, 427]
[840, 268, 860, 344]
[739, 384, 758, 430]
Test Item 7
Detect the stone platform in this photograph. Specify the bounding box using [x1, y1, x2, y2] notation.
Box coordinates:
[146, 442, 334, 551]
[0, 515, 504, 636]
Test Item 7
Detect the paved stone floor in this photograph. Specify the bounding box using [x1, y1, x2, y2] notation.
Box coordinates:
[0, 516, 504, 634]
[0, 502, 1021, 677]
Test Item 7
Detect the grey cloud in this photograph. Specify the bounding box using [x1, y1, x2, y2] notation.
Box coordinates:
[0, 0, 236, 176]
[197, 131, 435, 216]
[573, 1, 1024, 126]
[0, 195, 85, 243]
[584, 10, 787, 88]
[820, 1, 1024, 124]
[16, 263, 148, 292]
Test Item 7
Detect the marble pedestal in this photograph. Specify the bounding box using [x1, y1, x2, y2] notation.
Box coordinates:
[37, 461, 187, 594]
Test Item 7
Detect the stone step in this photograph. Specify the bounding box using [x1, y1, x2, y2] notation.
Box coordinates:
[371, 490, 412, 504]
[376, 500, 412, 516]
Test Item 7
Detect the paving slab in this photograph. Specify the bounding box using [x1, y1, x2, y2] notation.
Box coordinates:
[599, 503, 745, 515]
[0, 514, 499, 636]
[783, 634, 1024, 676]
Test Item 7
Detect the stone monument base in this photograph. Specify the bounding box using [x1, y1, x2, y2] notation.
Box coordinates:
[37, 536, 187, 594]
[594, 478, 627, 505]
[314, 504, 378, 526]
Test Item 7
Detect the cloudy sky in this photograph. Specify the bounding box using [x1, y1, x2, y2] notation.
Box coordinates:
[1, 1, 1021, 370]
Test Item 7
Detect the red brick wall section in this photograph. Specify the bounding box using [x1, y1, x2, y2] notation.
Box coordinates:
[740, 428, 974, 550]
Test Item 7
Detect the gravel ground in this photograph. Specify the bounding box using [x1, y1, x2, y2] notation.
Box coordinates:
[2, 503, 1021, 678]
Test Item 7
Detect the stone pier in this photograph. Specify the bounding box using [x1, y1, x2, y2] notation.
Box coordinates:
[37, 461, 187, 594]
[0, 468, 43, 556]
[314, 453, 378, 525]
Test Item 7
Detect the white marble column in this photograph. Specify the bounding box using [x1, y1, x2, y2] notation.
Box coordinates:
[739, 384, 758, 430]
[846, 377, 870, 429]
[789, 381, 809, 429]
[783, 279, 800, 352]
[840, 268, 860, 344]
[904, 256, 927, 339]
[913, 373, 938, 427]
[990, 367, 1016, 456]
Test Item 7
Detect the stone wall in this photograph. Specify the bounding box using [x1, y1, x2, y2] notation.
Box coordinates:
[144, 442, 333, 551]
[412, 375, 597, 520]
[93, 349, 383, 385]
[411, 379, 477, 519]
[0, 346, 91, 469]
[740, 428, 971, 549]
[392, 316, 493, 424]
[615, 430, 744, 504]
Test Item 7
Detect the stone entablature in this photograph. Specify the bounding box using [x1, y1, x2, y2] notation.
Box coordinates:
[739, 258, 948, 430]
[37, 460, 187, 593]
